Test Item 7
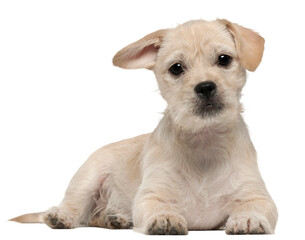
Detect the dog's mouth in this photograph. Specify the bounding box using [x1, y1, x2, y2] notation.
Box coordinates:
[204, 103, 213, 108]
[193, 98, 224, 117]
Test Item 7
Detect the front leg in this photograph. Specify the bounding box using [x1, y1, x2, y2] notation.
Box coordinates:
[133, 168, 188, 235]
[226, 191, 278, 234]
[225, 128, 278, 234]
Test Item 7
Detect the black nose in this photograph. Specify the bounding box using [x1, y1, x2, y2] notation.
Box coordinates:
[194, 81, 216, 98]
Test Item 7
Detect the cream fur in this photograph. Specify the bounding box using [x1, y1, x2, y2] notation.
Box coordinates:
[11, 19, 277, 235]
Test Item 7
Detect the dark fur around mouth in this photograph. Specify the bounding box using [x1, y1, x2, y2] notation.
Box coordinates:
[192, 96, 224, 117]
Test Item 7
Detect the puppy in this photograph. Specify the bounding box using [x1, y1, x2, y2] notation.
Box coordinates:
[11, 19, 278, 235]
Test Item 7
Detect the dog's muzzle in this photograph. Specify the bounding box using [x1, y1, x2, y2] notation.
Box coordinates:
[193, 81, 224, 117]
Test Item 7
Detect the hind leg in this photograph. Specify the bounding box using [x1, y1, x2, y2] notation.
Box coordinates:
[43, 135, 144, 229]
[43, 156, 109, 229]
[89, 208, 133, 229]
[43, 181, 103, 229]
[89, 184, 133, 229]
[104, 209, 133, 229]
[44, 175, 108, 229]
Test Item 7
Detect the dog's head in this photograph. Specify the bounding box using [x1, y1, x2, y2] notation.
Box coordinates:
[113, 20, 264, 132]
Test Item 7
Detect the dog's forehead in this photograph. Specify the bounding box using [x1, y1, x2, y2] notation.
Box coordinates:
[162, 20, 235, 56]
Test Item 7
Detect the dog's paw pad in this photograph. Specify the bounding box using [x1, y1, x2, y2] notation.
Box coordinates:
[105, 214, 133, 229]
[43, 207, 75, 229]
[47, 215, 67, 229]
[147, 214, 188, 235]
[225, 215, 266, 234]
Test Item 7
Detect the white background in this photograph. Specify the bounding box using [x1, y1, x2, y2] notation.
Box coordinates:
[0, 0, 304, 239]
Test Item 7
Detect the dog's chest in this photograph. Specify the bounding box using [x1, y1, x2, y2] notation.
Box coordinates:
[178, 169, 234, 230]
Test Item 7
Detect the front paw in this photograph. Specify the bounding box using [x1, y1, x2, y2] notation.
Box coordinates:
[146, 213, 188, 235]
[225, 215, 270, 234]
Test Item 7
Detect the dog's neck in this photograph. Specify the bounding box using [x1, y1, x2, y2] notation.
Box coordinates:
[176, 125, 231, 149]
[161, 111, 240, 146]
[152, 112, 242, 174]
[158, 109, 244, 149]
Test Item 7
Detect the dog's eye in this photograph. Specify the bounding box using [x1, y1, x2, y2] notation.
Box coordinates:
[169, 63, 184, 76]
[218, 54, 232, 67]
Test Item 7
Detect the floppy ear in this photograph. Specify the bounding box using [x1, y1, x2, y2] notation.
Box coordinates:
[112, 29, 168, 70]
[219, 19, 265, 71]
